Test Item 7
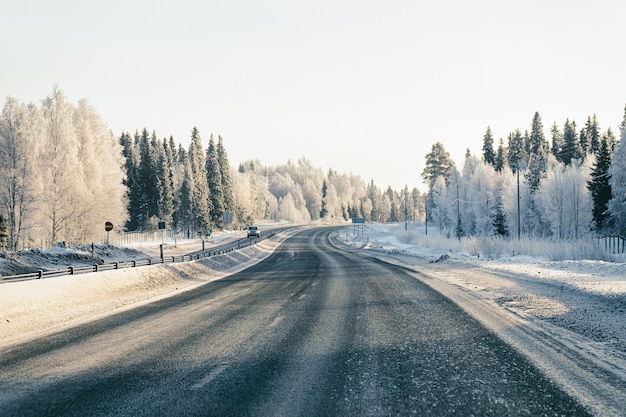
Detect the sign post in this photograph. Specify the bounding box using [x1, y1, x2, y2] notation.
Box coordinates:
[351, 217, 365, 236]
[104, 221, 114, 245]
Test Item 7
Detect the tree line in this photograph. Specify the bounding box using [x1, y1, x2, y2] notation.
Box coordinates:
[421, 109, 626, 240]
[0, 88, 424, 250]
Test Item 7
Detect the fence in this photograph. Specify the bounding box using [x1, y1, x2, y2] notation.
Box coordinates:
[598, 234, 625, 254]
[0, 232, 272, 284]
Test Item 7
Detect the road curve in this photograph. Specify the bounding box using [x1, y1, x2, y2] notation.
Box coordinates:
[0, 227, 590, 416]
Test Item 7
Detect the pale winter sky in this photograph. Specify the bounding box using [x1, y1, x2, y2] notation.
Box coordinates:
[2, 0, 625, 191]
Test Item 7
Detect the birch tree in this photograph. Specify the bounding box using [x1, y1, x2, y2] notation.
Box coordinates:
[0, 98, 41, 249]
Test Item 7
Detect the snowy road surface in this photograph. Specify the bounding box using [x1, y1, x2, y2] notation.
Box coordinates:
[0, 228, 589, 416]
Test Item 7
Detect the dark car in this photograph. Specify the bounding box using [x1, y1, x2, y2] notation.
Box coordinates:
[247, 226, 260, 238]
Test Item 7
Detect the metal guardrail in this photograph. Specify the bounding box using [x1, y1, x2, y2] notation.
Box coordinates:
[0, 233, 272, 284]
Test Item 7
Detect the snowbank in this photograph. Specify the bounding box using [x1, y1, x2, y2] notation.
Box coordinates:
[0, 228, 299, 348]
[331, 223, 626, 416]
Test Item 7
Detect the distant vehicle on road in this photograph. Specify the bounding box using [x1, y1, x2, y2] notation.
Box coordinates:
[247, 226, 261, 238]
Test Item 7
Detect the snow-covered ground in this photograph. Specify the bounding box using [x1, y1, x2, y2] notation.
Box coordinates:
[1, 223, 625, 415]
[330, 223, 626, 416]
[0, 228, 302, 349]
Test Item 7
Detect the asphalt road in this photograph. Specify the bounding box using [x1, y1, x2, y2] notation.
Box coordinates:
[0, 227, 590, 416]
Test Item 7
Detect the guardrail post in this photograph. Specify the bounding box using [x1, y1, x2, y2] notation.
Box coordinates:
[148, 259, 152, 265]
[172, 256, 175, 263]
[114, 262, 118, 270]
[69, 266, 74, 275]
[94, 264, 98, 272]
[37, 270, 43, 279]
[132, 260, 136, 267]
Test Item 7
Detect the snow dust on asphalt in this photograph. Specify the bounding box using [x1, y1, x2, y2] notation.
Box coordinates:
[330, 223, 626, 416]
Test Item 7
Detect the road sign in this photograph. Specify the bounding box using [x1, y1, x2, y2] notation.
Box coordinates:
[105, 221, 114, 232]
[352, 218, 365, 224]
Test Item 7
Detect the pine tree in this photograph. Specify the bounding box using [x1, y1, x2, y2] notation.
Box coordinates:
[588, 137, 612, 232]
[188, 127, 212, 235]
[482, 126, 495, 166]
[206, 134, 225, 228]
[421, 141, 455, 188]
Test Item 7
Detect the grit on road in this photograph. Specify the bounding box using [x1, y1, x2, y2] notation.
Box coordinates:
[0, 228, 589, 416]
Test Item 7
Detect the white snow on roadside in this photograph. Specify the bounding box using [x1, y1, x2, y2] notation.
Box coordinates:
[0, 228, 299, 349]
[2, 223, 625, 415]
[330, 222, 626, 416]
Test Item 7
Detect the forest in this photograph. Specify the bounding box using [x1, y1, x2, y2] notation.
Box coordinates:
[0, 87, 625, 251]
[422, 111, 626, 241]
[0, 88, 422, 250]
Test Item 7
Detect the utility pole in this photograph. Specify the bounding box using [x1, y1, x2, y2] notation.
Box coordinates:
[517, 167, 521, 240]
[456, 183, 461, 242]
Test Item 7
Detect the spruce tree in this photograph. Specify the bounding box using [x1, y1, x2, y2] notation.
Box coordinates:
[216, 135, 234, 222]
[585, 114, 601, 155]
[525, 112, 548, 193]
[121, 131, 142, 231]
[482, 126, 495, 166]
[588, 137, 612, 232]
[206, 134, 225, 228]
[506, 129, 526, 172]
[550, 122, 563, 163]
[320, 180, 328, 218]
[560, 119, 581, 165]
[174, 146, 193, 234]
[491, 189, 509, 237]
[608, 108, 626, 236]
[494, 138, 506, 172]
[188, 127, 212, 235]
[151, 135, 174, 224]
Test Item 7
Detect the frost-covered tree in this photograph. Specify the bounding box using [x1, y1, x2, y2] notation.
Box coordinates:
[0, 98, 40, 249]
[72, 99, 127, 240]
[539, 160, 592, 239]
[40, 87, 87, 244]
